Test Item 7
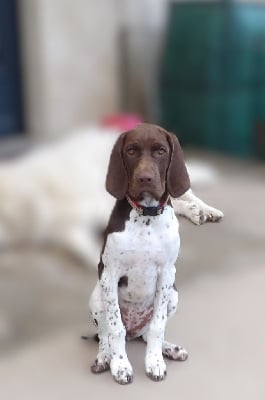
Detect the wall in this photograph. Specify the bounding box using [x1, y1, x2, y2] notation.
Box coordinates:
[18, 0, 265, 137]
[19, 0, 120, 138]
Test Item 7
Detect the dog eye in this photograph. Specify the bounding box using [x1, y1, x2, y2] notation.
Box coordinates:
[126, 147, 136, 156]
[157, 147, 166, 155]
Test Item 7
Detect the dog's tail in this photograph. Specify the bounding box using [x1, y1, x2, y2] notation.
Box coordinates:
[81, 334, 99, 342]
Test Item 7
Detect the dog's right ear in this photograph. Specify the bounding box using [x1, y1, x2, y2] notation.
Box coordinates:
[106, 132, 128, 200]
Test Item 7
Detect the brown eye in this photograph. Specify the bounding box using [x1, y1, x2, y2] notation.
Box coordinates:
[127, 147, 135, 156]
[158, 147, 166, 155]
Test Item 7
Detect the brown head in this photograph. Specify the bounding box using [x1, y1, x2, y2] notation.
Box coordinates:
[106, 123, 190, 201]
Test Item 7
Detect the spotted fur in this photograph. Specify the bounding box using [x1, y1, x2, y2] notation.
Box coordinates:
[89, 124, 190, 384]
[89, 202, 188, 384]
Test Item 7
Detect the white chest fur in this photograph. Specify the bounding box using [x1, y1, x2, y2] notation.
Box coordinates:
[103, 205, 179, 264]
[102, 205, 180, 298]
[100, 205, 180, 339]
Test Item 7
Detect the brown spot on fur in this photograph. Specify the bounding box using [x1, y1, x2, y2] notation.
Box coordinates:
[120, 304, 154, 338]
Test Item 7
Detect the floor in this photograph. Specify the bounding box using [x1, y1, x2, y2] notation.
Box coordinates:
[0, 144, 264, 399]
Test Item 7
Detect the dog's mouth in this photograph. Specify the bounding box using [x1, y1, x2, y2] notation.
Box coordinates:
[137, 191, 160, 207]
[129, 188, 163, 205]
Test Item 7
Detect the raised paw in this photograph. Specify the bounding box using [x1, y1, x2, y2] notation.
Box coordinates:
[146, 355, 167, 382]
[189, 204, 223, 225]
[162, 341, 188, 361]
[205, 206, 224, 223]
[110, 357, 133, 385]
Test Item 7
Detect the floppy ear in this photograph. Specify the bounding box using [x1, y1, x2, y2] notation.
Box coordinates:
[166, 132, 191, 198]
[106, 132, 128, 200]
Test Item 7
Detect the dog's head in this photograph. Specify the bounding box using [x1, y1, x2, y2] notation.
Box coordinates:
[106, 123, 190, 201]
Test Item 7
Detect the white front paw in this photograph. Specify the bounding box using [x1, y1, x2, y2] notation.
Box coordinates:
[189, 204, 224, 225]
[110, 356, 133, 385]
[146, 354, 167, 382]
[204, 206, 224, 223]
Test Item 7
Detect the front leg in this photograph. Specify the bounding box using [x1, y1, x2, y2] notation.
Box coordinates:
[100, 269, 133, 385]
[172, 189, 224, 225]
[145, 269, 174, 381]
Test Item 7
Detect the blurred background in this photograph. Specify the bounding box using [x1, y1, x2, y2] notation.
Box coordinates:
[0, 0, 265, 399]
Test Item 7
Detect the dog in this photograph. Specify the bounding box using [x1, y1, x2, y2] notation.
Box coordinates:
[0, 125, 223, 268]
[0, 127, 118, 266]
[88, 123, 223, 384]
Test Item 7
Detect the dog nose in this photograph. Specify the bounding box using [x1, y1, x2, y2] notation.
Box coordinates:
[137, 173, 153, 185]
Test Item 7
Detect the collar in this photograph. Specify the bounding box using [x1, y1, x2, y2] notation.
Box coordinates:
[126, 194, 170, 217]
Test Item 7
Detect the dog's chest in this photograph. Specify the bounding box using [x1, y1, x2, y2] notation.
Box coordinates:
[103, 205, 179, 277]
[102, 205, 179, 338]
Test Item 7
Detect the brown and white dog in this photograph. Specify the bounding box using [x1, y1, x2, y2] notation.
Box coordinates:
[89, 123, 223, 384]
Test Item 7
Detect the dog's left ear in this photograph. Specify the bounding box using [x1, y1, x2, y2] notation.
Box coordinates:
[166, 132, 191, 198]
[106, 132, 128, 200]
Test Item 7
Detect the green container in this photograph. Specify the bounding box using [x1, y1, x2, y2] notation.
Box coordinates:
[159, 1, 265, 157]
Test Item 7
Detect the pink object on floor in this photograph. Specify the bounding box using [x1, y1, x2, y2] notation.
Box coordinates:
[101, 114, 143, 132]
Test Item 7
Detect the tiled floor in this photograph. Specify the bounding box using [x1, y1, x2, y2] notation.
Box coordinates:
[0, 145, 264, 399]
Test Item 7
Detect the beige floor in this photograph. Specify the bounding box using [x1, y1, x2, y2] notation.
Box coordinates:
[0, 150, 265, 399]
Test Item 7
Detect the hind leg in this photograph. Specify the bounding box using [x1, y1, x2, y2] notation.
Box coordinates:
[142, 287, 188, 362]
[89, 281, 111, 373]
[163, 287, 188, 361]
[162, 341, 188, 361]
